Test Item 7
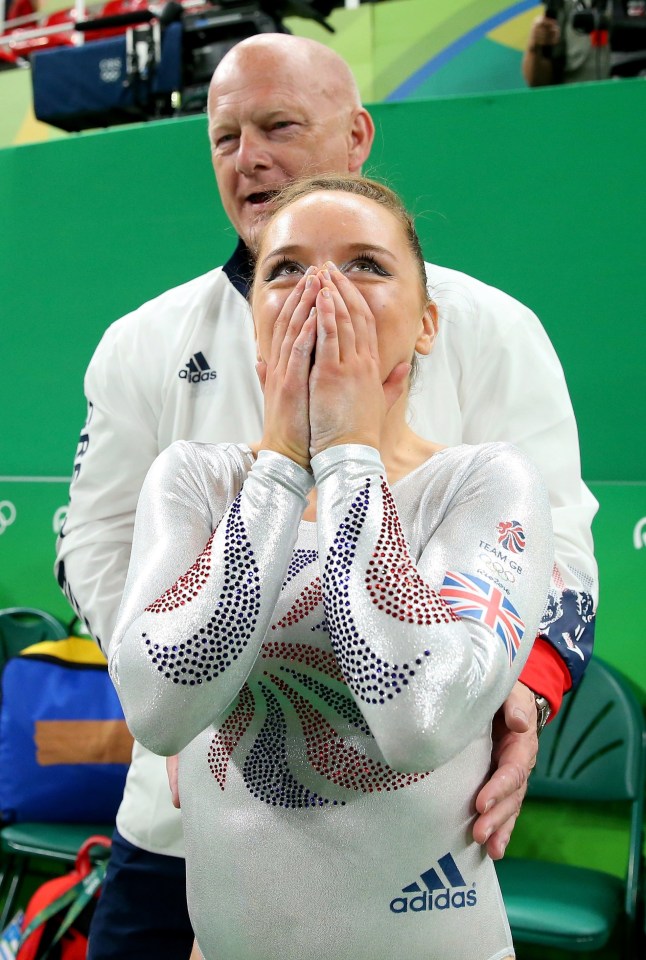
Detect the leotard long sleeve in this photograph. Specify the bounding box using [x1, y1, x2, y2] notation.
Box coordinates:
[110, 439, 553, 960]
[111, 444, 313, 756]
[313, 444, 552, 773]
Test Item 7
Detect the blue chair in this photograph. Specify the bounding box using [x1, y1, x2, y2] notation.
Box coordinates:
[497, 657, 645, 954]
[0, 608, 115, 927]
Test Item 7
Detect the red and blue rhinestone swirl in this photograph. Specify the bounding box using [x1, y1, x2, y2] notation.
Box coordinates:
[323, 478, 456, 706]
[204, 540, 430, 809]
[207, 642, 429, 808]
[142, 493, 260, 685]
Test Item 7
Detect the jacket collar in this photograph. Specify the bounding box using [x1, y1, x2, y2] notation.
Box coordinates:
[222, 237, 254, 299]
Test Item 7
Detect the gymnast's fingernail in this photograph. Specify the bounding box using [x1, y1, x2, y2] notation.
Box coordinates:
[305, 274, 314, 289]
[321, 287, 331, 298]
[483, 799, 495, 813]
[325, 261, 339, 272]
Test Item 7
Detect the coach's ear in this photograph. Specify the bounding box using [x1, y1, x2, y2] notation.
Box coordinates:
[348, 108, 375, 173]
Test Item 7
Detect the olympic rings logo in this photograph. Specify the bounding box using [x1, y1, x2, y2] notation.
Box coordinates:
[0, 502, 69, 535]
[633, 517, 646, 550]
[0, 500, 17, 535]
[479, 553, 515, 583]
[53, 505, 68, 535]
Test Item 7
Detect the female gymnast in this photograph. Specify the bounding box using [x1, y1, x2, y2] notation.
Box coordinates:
[109, 175, 554, 960]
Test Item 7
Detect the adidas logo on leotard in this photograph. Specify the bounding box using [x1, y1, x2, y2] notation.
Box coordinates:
[389, 853, 477, 914]
[178, 351, 217, 383]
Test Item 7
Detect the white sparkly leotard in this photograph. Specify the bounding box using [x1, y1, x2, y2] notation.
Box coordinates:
[110, 441, 553, 960]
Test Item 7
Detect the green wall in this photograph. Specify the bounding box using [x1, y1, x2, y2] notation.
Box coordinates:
[1, 77, 644, 887]
[2, 79, 644, 479]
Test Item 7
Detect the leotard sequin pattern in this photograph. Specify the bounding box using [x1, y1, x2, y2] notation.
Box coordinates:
[323, 476, 459, 707]
[142, 494, 261, 685]
[111, 439, 553, 960]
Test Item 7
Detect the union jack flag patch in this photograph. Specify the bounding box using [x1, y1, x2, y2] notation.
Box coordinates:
[440, 571, 525, 666]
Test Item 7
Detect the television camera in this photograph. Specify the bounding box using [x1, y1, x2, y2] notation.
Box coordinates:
[26, 1, 337, 131]
[546, 1, 646, 53]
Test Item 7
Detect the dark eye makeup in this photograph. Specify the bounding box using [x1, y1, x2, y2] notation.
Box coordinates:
[264, 252, 392, 283]
[347, 253, 391, 277]
[263, 257, 304, 282]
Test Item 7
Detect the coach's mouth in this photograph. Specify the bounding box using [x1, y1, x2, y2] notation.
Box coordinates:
[246, 190, 280, 213]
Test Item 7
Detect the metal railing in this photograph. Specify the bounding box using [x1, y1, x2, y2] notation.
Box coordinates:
[0, 0, 88, 50]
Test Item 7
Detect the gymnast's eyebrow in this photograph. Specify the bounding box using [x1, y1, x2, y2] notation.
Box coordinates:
[260, 242, 396, 265]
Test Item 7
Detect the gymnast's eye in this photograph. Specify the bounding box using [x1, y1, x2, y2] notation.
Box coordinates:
[344, 254, 391, 277]
[264, 258, 304, 282]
